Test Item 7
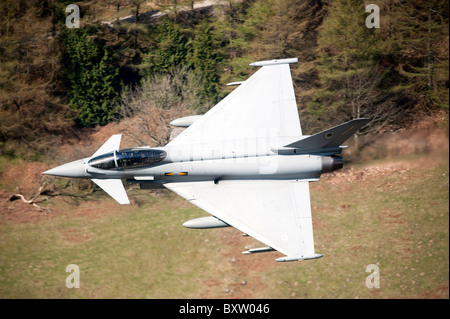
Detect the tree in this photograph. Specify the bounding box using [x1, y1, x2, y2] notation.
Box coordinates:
[383, 0, 449, 111]
[118, 66, 209, 146]
[0, 0, 76, 159]
[62, 28, 121, 127]
[188, 20, 224, 103]
[306, 0, 399, 149]
[141, 18, 189, 76]
[132, 0, 145, 22]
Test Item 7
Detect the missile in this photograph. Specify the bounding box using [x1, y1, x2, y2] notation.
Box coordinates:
[170, 115, 202, 127]
[183, 216, 230, 229]
[242, 247, 275, 254]
[275, 254, 324, 262]
[249, 58, 298, 67]
[226, 81, 244, 86]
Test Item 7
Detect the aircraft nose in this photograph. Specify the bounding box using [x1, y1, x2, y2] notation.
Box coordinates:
[43, 159, 86, 178]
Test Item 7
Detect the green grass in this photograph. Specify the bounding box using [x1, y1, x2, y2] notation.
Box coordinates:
[0, 192, 225, 298]
[0, 154, 448, 298]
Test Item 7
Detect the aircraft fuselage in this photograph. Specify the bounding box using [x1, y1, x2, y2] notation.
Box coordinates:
[48, 147, 342, 186]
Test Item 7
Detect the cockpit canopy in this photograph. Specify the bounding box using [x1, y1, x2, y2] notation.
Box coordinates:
[88, 149, 166, 169]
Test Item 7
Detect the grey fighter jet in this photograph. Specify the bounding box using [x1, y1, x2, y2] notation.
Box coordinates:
[44, 58, 369, 262]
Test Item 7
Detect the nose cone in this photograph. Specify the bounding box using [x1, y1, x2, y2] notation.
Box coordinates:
[43, 159, 86, 178]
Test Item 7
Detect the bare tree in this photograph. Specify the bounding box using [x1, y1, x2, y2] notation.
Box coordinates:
[118, 66, 209, 147]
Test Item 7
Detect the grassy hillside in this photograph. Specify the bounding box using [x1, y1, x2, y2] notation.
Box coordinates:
[1, 141, 448, 299]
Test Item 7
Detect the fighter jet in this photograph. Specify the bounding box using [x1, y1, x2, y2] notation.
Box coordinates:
[44, 58, 370, 262]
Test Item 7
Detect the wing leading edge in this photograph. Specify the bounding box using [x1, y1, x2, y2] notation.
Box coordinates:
[164, 180, 322, 261]
[167, 58, 302, 149]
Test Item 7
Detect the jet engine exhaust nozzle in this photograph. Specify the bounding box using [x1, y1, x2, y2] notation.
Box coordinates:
[321, 156, 343, 173]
